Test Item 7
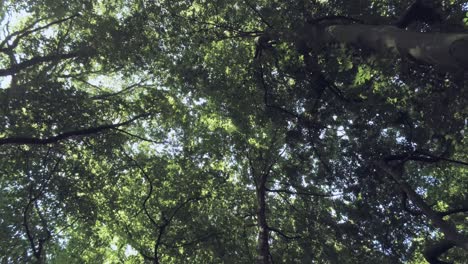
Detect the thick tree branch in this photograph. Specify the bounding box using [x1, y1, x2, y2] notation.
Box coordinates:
[439, 207, 468, 217]
[376, 162, 468, 253]
[310, 15, 364, 25]
[0, 113, 148, 145]
[0, 50, 93, 77]
[317, 24, 468, 70]
[424, 240, 455, 264]
[385, 151, 468, 166]
[395, 0, 443, 28]
[416, 150, 468, 166]
[255, 170, 271, 264]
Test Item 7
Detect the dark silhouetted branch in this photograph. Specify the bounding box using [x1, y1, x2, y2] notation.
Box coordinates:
[91, 78, 151, 100]
[244, 1, 273, 28]
[377, 162, 468, 252]
[23, 186, 41, 260]
[395, 0, 443, 28]
[0, 14, 80, 52]
[439, 207, 468, 217]
[310, 15, 364, 25]
[165, 232, 220, 248]
[401, 191, 423, 215]
[115, 128, 165, 144]
[0, 50, 93, 76]
[0, 113, 148, 145]
[268, 226, 301, 240]
[385, 151, 468, 166]
[266, 187, 338, 197]
[423, 240, 455, 264]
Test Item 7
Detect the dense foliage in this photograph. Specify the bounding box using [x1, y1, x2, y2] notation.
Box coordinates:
[0, 0, 467, 263]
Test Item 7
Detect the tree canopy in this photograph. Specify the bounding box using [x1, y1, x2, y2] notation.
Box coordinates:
[0, 0, 467, 263]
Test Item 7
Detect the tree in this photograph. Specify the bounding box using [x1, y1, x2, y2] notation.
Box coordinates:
[0, 0, 467, 263]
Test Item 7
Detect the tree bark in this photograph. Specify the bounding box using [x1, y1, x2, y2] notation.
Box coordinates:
[301, 24, 468, 71]
[256, 173, 271, 264]
[424, 240, 455, 264]
[377, 162, 468, 263]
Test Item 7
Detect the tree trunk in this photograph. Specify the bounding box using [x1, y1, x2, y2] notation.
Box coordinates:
[301, 24, 468, 71]
[256, 174, 271, 264]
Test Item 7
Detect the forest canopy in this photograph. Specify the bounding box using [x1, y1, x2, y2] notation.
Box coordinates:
[0, 0, 467, 263]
